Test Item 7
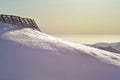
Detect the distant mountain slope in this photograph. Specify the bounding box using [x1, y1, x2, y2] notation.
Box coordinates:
[0, 23, 120, 80]
[88, 42, 120, 54]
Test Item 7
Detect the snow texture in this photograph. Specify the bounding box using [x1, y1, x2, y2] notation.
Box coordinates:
[0, 23, 120, 80]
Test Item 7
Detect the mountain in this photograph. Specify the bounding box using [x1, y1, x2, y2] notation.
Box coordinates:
[0, 23, 120, 80]
[88, 42, 120, 54]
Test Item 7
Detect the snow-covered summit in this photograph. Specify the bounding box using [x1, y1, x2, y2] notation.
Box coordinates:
[0, 23, 120, 80]
[88, 42, 120, 54]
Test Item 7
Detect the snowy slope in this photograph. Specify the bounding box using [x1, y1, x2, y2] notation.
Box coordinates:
[88, 42, 120, 54]
[0, 23, 120, 80]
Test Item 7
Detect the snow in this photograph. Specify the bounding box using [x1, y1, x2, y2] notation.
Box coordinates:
[111, 42, 120, 52]
[0, 23, 120, 80]
[89, 42, 120, 53]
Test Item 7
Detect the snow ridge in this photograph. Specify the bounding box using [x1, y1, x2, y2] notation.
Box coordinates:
[0, 23, 120, 66]
[0, 23, 120, 80]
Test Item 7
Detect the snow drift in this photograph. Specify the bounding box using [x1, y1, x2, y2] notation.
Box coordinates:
[0, 23, 120, 80]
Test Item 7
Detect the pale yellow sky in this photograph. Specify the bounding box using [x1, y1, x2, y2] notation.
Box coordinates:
[0, 0, 120, 34]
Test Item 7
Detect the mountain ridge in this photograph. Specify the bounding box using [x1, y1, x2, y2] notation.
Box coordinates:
[88, 42, 120, 54]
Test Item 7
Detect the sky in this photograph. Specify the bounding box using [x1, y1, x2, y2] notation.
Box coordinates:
[0, 0, 120, 34]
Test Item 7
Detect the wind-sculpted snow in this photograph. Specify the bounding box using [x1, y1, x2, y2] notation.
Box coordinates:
[0, 23, 120, 80]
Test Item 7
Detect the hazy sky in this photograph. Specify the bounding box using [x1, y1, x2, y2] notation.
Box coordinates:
[0, 0, 120, 34]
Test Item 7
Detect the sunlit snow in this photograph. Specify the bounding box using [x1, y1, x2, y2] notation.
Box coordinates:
[0, 23, 120, 80]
